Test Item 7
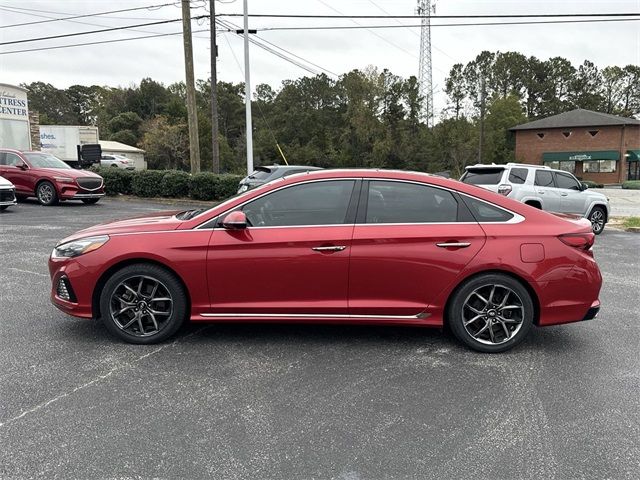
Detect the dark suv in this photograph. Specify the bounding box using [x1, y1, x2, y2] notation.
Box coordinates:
[237, 165, 322, 193]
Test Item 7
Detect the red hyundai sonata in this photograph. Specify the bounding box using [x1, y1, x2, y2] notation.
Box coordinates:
[48, 169, 602, 352]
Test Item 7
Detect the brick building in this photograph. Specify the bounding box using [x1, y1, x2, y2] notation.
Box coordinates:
[510, 109, 640, 185]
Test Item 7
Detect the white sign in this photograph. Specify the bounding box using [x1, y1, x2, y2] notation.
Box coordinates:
[569, 154, 592, 161]
[0, 84, 29, 121]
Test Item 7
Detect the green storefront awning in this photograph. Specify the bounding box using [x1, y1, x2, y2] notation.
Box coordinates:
[627, 150, 640, 161]
[542, 150, 620, 162]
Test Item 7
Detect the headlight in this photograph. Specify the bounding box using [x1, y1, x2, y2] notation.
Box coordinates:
[54, 176, 74, 183]
[238, 184, 249, 193]
[52, 235, 109, 259]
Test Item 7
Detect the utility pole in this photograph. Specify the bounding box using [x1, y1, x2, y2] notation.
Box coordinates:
[210, 0, 220, 173]
[243, 0, 254, 174]
[417, 0, 434, 127]
[181, 0, 201, 173]
[478, 76, 486, 163]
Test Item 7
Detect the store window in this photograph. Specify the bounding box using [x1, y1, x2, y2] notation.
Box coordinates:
[583, 160, 617, 173]
[545, 161, 576, 173]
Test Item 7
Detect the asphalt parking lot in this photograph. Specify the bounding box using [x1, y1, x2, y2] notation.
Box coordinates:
[1, 198, 639, 479]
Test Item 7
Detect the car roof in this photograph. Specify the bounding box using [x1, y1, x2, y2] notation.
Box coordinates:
[464, 163, 550, 170]
[258, 165, 322, 171]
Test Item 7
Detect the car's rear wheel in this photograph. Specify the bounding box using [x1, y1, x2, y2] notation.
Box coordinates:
[82, 198, 100, 205]
[588, 206, 606, 235]
[448, 273, 534, 353]
[99, 264, 188, 344]
[37, 181, 59, 206]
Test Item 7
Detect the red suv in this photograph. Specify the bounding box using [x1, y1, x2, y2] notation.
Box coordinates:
[0, 149, 105, 206]
[49, 169, 602, 352]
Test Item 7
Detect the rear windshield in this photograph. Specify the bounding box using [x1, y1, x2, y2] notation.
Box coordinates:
[248, 167, 273, 181]
[460, 168, 504, 185]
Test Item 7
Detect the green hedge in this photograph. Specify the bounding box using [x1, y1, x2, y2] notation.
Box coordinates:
[623, 180, 640, 190]
[581, 180, 604, 189]
[91, 167, 243, 201]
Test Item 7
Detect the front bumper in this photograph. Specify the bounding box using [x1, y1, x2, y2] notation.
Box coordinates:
[70, 193, 105, 199]
[0, 188, 17, 206]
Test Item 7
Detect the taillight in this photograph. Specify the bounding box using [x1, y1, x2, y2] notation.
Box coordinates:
[559, 233, 595, 251]
[497, 184, 512, 196]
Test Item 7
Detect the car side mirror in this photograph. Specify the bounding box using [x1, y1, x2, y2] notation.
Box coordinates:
[222, 210, 247, 229]
[580, 182, 588, 191]
[17, 162, 28, 170]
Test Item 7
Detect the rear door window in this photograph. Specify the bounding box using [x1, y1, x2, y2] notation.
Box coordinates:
[460, 168, 505, 185]
[365, 180, 459, 223]
[508, 168, 528, 184]
[534, 170, 555, 187]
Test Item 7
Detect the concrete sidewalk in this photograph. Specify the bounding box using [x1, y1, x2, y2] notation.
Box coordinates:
[600, 188, 640, 218]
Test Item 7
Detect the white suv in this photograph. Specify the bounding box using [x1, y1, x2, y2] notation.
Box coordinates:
[460, 163, 610, 234]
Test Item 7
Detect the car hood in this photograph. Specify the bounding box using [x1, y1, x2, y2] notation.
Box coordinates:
[58, 210, 184, 244]
[36, 167, 102, 179]
[0, 175, 14, 188]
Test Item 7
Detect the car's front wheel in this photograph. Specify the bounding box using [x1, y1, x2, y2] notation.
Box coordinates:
[588, 206, 606, 235]
[448, 273, 534, 353]
[36, 181, 59, 206]
[99, 264, 188, 344]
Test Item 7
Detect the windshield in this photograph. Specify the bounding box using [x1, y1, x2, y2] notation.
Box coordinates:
[23, 152, 72, 169]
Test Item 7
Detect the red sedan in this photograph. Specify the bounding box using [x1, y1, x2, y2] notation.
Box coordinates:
[0, 148, 104, 205]
[48, 169, 602, 352]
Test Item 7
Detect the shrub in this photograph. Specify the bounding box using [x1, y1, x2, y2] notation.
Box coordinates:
[215, 175, 243, 199]
[622, 180, 640, 190]
[189, 172, 219, 201]
[131, 170, 166, 197]
[160, 170, 191, 198]
[92, 167, 134, 196]
[582, 180, 604, 189]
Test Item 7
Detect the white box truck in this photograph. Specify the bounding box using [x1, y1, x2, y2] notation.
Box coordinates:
[39, 125, 102, 167]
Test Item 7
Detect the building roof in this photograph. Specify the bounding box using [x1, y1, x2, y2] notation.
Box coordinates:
[510, 108, 640, 131]
[99, 140, 145, 153]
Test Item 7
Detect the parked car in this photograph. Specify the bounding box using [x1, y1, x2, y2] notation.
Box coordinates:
[460, 163, 610, 234]
[0, 149, 105, 206]
[100, 154, 135, 170]
[237, 164, 322, 193]
[0, 175, 17, 211]
[49, 169, 602, 352]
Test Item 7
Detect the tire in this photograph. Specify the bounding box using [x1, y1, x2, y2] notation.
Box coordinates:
[36, 181, 59, 206]
[82, 198, 100, 205]
[588, 206, 606, 235]
[99, 264, 188, 344]
[447, 273, 534, 353]
[0, 205, 8, 211]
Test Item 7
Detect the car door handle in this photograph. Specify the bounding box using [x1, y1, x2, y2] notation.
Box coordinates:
[560, 193, 568, 196]
[436, 242, 471, 248]
[311, 245, 347, 252]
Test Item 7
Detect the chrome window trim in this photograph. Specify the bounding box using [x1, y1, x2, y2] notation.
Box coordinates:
[194, 177, 525, 230]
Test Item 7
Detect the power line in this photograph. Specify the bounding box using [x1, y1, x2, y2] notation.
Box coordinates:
[255, 17, 640, 31]
[0, 15, 208, 46]
[218, 12, 640, 19]
[217, 17, 336, 77]
[315, 0, 418, 60]
[0, 2, 182, 29]
[0, 29, 209, 56]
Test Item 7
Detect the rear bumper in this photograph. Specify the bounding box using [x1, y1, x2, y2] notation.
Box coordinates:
[582, 300, 600, 321]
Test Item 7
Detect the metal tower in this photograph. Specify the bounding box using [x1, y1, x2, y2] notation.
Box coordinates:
[417, 0, 434, 127]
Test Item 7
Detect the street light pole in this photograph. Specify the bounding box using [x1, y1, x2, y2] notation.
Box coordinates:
[243, 0, 254, 175]
[210, 0, 220, 173]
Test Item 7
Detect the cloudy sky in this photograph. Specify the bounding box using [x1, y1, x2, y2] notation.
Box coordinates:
[1, 0, 639, 113]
